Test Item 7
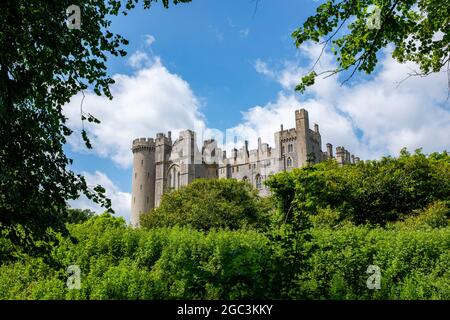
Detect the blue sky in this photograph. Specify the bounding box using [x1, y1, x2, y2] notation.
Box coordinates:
[106, 0, 317, 128]
[65, 0, 450, 220]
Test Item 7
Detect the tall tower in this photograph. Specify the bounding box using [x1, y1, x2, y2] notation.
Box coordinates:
[295, 109, 310, 167]
[154, 132, 172, 207]
[131, 138, 155, 227]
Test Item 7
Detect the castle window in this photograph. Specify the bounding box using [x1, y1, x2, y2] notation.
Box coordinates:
[135, 172, 137, 179]
[253, 163, 256, 169]
[255, 174, 262, 189]
[147, 172, 150, 178]
[249, 164, 251, 169]
[288, 144, 293, 153]
[282, 145, 285, 155]
[141, 159, 143, 166]
[236, 166, 239, 172]
[287, 157, 293, 167]
[140, 184, 142, 191]
[243, 176, 248, 182]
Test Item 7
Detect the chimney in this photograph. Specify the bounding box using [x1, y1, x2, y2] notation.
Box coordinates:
[280, 124, 284, 132]
[326, 143, 333, 158]
[314, 123, 319, 133]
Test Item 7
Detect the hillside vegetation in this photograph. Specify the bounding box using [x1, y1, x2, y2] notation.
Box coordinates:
[0, 149, 449, 299]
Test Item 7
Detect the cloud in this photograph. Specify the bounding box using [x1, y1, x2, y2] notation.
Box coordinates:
[126, 50, 153, 69]
[239, 28, 250, 38]
[245, 43, 450, 159]
[144, 34, 156, 46]
[254, 59, 275, 77]
[209, 25, 224, 42]
[64, 54, 206, 168]
[69, 171, 132, 222]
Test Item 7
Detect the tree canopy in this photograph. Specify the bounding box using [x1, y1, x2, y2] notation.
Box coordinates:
[293, 0, 450, 92]
[0, 0, 191, 254]
[140, 179, 272, 231]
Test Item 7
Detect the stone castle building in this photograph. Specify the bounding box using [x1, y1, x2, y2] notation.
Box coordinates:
[131, 109, 359, 227]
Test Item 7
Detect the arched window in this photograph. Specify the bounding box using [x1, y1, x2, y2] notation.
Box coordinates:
[287, 157, 293, 167]
[168, 165, 180, 190]
[255, 174, 262, 189]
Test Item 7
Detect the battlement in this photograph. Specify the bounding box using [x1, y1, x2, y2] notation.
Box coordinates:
[279, 128, 297, 141]
[131, 108, 362, 228]
[155, 132, 172, 146]
[132, 137, 155, 152]
[295, 108, 308, 118]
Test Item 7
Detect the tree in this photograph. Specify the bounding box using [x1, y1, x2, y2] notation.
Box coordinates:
[0, 0, 191, 256]
[293, 0, 450, 93]
[140, 179, 272, 231]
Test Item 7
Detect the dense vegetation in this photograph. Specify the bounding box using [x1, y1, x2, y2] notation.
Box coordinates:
[0, 150, 448, 300]
[0, 0, 191, 259]
[140, 179, 272, 231]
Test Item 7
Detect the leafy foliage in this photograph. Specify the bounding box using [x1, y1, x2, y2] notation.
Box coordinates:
[0, 0, 191, 256]
[293, 0, 450, 92]
[266, 149, 450, 227]
[140, 179, 272, 231]
[0, 214, 448, 299]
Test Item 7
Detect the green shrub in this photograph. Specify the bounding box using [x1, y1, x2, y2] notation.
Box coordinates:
[402, 201, 449, 229]
[140, 179, 271, 231]
[266, 149, 450, 227]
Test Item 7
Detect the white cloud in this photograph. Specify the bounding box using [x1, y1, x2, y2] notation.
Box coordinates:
[144, 34, 156, 46]
[209, 25, 224, 42]
[64, 55, 206, 168]
[69, 171, 132, 222]
[246, 43, 450, 159]
[254, 59, 275, 77]
[127, 50, 152, 69]
[239, 28, 250, 38]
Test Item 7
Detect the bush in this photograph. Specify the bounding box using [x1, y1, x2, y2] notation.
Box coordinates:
[140, 179, 272, 231]
[401, 201, 449, 230]
[0, 215, 448, 300]
[266, 149, 450, 227]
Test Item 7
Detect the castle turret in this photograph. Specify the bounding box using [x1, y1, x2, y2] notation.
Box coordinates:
[326, 143, 333, 158]
[131, 138, 155, 227]
[154, 132, 172, 207]
[336, 146, 345, 165]
[295, 109, 310, 167]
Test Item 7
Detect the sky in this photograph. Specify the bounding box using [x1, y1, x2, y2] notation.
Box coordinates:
[64, 0, 450, 222]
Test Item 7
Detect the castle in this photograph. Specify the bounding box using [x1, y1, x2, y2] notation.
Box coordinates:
[131, 109, 359, 227]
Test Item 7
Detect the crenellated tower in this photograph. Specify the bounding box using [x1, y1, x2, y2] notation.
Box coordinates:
[131, 138, 155, 227]
[295, 109, 310, 167]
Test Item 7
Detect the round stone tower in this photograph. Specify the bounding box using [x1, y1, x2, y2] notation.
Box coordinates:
[131, 137, 155, 227]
